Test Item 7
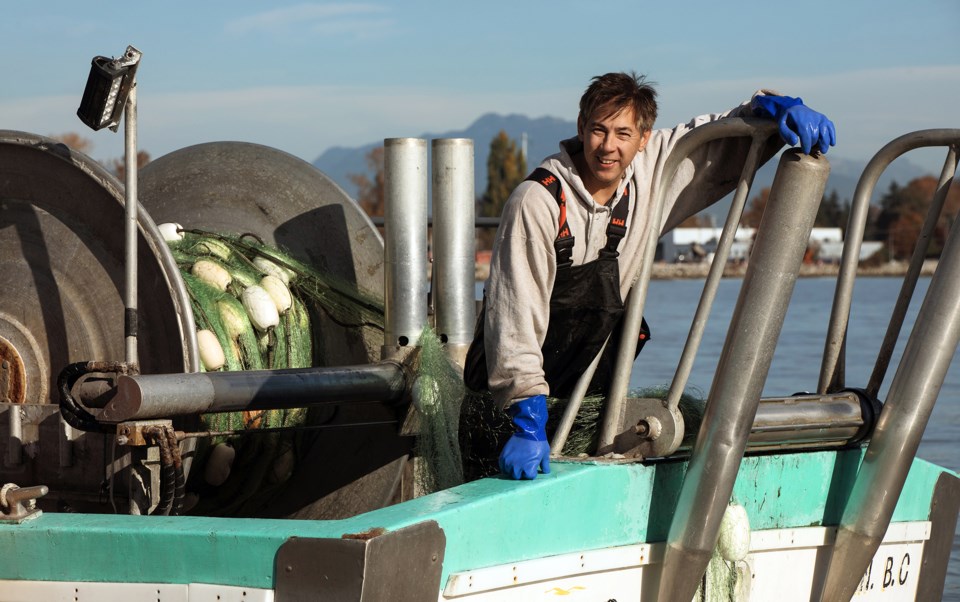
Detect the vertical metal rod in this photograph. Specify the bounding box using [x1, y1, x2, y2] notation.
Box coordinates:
[665, 135, 765, 410]
[5, 405, 22, 466]
[123, 83, 139, 366]
[818, 183, 960, 601]
[819, 130, 960, 394]
[383, 138, 428, 351]
[59, 416, 75, 468]
[598, 118, 778, 450]
[550, 339, 607, 455]
[866, 147, 958, 397]
[432, 138, 476, 367]
[657, 150, 829, 602]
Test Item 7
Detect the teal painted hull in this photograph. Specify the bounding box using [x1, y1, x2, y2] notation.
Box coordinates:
[0, 449, 952, 591]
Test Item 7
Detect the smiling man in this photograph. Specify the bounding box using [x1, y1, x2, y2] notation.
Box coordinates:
[464, 71, 835, 480]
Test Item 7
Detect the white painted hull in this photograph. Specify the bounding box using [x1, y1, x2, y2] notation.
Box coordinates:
[0, 521, 931, 602]
[440, 522, 930, 601]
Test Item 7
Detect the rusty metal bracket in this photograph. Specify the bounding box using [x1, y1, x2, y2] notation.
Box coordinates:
[0, 483, 48, 523]
[115, 419, 175, 447]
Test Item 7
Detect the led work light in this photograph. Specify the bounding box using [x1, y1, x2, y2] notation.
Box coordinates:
[76, 45, 142, 132]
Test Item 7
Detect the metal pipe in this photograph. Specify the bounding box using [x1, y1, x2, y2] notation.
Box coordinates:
[5, 405, 22, 466]
[598, 118, 778, 450]
[59, 416, 75, 468]
[550, 339, 607, 455]
[431, 138, 476, 366]
[744, 391, 877, 449]
[383, 138, 428, 351]
[866, 146, 959, 397]
[665, 133, 765, 411]
[95, 362, 409, 423]
[818, 154, 960, 602]
[657, 149, 829, 602]
[819, 130, 960, 393]
[123, 83, 139, 367]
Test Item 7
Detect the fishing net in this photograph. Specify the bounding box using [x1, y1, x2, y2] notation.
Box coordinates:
[168, 227, 710, 511]
[458, 385, 707, 482]
[167, 228, 385, 516]
[693, 554, 751, 601]
[411, 326, 466, 494]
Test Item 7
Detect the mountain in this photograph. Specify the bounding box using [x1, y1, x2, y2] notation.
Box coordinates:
[312, 113, 574, 202]
[312, 113, 932, 215]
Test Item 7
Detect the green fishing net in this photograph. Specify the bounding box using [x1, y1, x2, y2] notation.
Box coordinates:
[168, 228, 708, 512]
[458, 385, 707, 482]
[168, 229, 385, 515]
[410, 326, 465, 494]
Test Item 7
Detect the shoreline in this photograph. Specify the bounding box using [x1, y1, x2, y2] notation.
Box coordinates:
[473, 259, 938, 281]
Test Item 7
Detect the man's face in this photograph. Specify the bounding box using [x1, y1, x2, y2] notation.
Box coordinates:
[577, 105, 651, 196]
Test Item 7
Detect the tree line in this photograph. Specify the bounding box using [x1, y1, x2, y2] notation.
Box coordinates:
[737, 176, 960, 261]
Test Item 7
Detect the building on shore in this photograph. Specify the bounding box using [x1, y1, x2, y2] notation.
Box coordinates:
[658, 227, 883, 264]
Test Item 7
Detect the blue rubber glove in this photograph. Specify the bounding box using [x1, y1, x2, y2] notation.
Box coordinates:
[499, 395, 551, 480]
[752, 95, 836, 155]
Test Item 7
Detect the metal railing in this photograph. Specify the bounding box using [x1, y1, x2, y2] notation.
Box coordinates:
[815, 129, 960, 601]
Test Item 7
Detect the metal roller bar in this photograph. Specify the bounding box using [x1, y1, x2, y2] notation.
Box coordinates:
[745, 391, 877, 450]
[819, 129, 960, 393]
[95, 362, 409, 423]
[431, 138, 476, 365]
[383, 138, 428, 351]
[657, 149, 829, 602]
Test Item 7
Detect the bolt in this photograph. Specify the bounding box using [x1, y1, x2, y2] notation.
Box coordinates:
[634, 420, 650, 437]
[116, 435, 129, 446]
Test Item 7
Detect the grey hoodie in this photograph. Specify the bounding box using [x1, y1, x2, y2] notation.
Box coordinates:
[482, 92, 782, 408]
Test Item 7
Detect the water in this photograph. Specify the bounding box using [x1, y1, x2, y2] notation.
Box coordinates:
[635, 276, 959, 599]
[477, 275, 959, 597]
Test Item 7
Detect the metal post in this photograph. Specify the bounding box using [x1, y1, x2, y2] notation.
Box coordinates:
[123, 83, 139, 367]
[597, 118, 778, 450]
[431, 138, 475, 367]
[383, 138, 428, 357]
[819, 130, 960, 393]
[818, 146, 960, 602]
[5, 405, 22, 466]
[665, 134, 766, 410]
[657, 150, 829, 602]
[866, 146, 959, 396]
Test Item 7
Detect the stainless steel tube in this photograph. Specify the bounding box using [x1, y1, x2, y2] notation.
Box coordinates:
[97, 362, 409, 423]
[818, 166, 960, 601]
[657, 149, 829, 602]
[384, 138, 428, 350]
[665, 134, 765, 410]
[866, 146, 959, 396]
[599, 118, 778, 450]
[432, 138, 476, 365]
[819, 130, 960, 393]
[124, 83, 139, 366]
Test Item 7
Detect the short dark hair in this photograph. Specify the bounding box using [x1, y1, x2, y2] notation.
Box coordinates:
[579, 71, 658, 132]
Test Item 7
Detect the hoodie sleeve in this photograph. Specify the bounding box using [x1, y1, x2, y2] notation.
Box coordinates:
[483, 180, 560, 409]
[654, 90, 785, 233]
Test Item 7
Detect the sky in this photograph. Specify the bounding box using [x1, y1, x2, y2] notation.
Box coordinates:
[2, 1, 958, 175]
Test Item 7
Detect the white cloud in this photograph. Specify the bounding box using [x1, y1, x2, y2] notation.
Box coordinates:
[224, 3, 389, 36]
[3, 64, 955, 174]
